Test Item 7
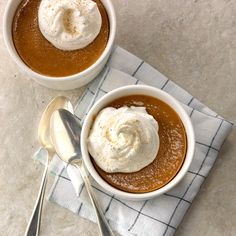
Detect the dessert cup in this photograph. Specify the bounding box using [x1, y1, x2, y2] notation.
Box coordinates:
[3, 0, 116, 90]
[81, 85, 195, 201]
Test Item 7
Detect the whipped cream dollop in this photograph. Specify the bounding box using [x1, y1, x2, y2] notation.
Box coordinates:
[38, 0, 102, 51]
[88, 106, 160, 173]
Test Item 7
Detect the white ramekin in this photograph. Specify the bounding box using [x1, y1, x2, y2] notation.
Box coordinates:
[3, 0, 116, 90]
[81, 85, 195, 201]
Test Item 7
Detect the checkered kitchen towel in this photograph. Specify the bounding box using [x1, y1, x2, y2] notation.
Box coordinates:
[34, 46, 233, 236]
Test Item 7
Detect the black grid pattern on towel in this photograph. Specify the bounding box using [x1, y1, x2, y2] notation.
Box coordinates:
[75, 61, 224, 232]
[49, 47, 233, 236]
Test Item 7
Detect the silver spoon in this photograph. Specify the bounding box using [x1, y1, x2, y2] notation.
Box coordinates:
[50, 109, 114, 236]
[25, 97, 73, 236]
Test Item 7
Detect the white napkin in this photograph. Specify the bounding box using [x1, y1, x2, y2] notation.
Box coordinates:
[34, 46, 233, 236]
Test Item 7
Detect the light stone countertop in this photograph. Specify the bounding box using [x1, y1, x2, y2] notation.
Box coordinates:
[0, 0, 235, 235]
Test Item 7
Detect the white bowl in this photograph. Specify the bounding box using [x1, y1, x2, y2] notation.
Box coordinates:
[81, 85, 195, 201]
[3, 0, 116, 90]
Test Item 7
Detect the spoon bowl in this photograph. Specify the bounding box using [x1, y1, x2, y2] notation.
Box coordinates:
[38, 96, 73, 154]
[50, 109, 82, 163]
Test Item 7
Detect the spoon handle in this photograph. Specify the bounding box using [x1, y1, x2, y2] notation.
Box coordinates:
[24, 163, 48, 236]
[78, 163, 115, 236]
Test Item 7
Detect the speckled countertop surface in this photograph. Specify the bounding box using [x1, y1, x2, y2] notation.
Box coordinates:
[0, 0, 235, 235]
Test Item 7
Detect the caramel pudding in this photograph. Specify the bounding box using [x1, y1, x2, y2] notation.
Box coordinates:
[89, 95, 187, 193]
[12, 0, 109, 77]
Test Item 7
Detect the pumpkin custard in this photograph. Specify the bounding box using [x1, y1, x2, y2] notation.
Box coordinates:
[12, 0, 109, 77]
[88, 95, 187, 193]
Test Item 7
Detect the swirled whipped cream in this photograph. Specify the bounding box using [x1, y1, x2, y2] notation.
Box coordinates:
[88, 106, 160, 173]
[38, 0, 102, 51]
